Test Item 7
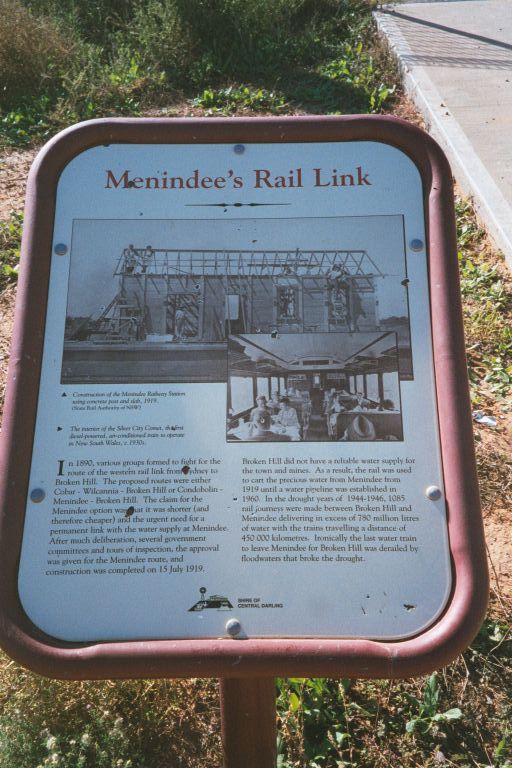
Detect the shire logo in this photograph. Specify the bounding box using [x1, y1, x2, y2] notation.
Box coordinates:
[189, 586, 233, 612]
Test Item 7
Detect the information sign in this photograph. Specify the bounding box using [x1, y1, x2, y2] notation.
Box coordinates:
[0, 117, 488, 679]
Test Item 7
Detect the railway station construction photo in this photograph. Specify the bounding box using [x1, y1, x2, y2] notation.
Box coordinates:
[61, 215, 412, 384]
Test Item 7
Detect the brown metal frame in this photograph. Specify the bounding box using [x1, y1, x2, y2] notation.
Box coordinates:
[0, 116, 488, 680]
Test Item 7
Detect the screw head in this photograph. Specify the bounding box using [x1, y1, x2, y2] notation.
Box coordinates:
[410, 239, 424, 252]
[426, 485, 442, 501]
[233, 144, 245, 155]
[226, 618, 242, 637]
[30, 488, 45, 503]
[54, 243, 68, 256]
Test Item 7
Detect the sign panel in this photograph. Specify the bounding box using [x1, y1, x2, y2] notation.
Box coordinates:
[0, 117, 488, 678]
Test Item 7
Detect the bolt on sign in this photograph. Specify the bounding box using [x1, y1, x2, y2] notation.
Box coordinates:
[0, 117, 488, 679]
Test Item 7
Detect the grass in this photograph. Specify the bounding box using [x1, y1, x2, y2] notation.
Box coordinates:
[273, 620, 511, 767]
[192, 85, 288, 115]
[0, 1, 511, 767]
[0, 211, 23, 289]
[0, 0, 397, 146]
[0, 623, 509, 767]
[0, 670, 221, 767]
[456, 198, 512, 406]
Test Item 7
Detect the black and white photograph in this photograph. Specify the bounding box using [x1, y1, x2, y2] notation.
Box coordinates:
[227, 332, 403, 442]
[61, 216, 412, 384]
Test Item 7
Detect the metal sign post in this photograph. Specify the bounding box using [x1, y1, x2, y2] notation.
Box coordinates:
[220, 677, 277, 768]
[0, 116, 488, 765]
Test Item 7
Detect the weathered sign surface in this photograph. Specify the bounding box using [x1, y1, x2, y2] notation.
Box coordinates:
[0, 117, 488, 678]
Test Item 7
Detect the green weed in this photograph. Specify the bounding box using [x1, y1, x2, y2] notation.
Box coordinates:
[320, 41, 395, 113]
[273, 634, 512, 767]
[55, 43, 161, 122]
[1, 0, 400, 147]
[494, 731, 511, 768]
[124, 0, 193, 87]
[0, 211, 23, 288]
[473, 618, 511, 654]
[0, 103, 52, 147]
[456, 198, 512, 403]
[460, 259, 510, 311]
[193, 85, 287, 115]
[278, 677, 367, 767]
[170, 0, 346, 82]
[404, 674, 463, 735]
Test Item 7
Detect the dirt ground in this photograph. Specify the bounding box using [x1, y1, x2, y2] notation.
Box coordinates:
[0, 148, 35, 221]
[0, 144, 511, 609]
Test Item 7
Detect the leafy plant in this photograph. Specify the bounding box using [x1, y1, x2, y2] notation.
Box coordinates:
[460, 258, 510, 310]
[456, 197, 512, 403]
[320, 41, 394, 113]
[172, 0, 347, 81]
[0, 211, 23, 288]
[494, 730, 511, 768]
[473, 618, 512, 655]
[193, 85, 287, 115]
[277, 677, 357, 766]
[1, 0, 401, 147]
[404, 674, 463, 735]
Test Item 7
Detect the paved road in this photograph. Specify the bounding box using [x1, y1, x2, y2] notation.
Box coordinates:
[375, 0, 512, 267]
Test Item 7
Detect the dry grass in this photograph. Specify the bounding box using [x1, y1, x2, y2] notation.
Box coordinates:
[0, 665, 222, 767]
[476, 440, 512, 509]
[0, 0, 67, 110]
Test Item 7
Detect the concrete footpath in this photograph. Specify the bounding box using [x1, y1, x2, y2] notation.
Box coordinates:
[375, 1, 512, 268]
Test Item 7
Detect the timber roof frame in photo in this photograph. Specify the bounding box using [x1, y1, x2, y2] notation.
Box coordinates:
[0, 116, 489, 680]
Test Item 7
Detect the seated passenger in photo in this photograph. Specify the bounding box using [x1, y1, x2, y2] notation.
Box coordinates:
[274, 397, 300, 428]
[327, 394, 345, 436]
[267, 391, 281, 412]
[352, 392, 371, 411]
[247, 408, 291, 441]
[324, 389, 335, 414]
[328, 395, 345, 426]
[330, 394, 345, 414]
[250, 395, 270, 425]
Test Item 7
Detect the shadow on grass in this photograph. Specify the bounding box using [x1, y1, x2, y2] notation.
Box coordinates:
[279, 71, 384, 115]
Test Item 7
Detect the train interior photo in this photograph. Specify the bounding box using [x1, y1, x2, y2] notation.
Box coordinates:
[227, 332, 403, 443]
